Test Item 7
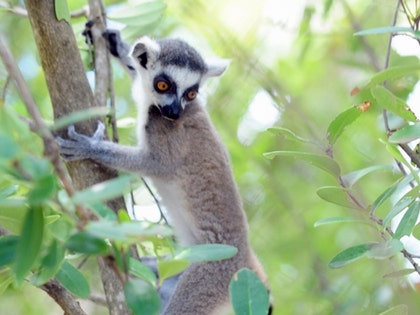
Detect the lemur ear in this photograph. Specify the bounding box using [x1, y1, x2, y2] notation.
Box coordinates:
[131, 36, 160, 70]
[204, 58, 231, 79]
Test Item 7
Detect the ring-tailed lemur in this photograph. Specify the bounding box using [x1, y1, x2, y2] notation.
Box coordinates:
[57, 29, 271, 315]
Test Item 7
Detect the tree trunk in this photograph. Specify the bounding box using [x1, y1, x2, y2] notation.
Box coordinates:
[23, 1, 130, 314]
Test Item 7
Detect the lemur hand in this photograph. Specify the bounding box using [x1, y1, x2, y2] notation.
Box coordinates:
[56, 121, 105, 161]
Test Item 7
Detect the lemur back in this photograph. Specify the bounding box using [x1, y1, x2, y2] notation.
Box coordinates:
[57, 29, 271, 315]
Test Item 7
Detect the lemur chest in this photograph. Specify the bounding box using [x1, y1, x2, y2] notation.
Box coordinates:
[150, 178, 197, 246]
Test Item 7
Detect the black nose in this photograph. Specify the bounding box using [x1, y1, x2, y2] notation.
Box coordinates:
[161, 103, 182, 120]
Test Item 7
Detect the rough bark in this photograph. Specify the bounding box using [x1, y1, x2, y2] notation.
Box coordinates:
[24, 1, 129, 314]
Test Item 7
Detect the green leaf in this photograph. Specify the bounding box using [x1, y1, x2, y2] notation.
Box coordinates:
[0, 185, 18, 199]
[0, 235, 19, 267]
[65, 232, 109, 255]
[124, 278, 160, 315]
[86, 220, 172, 242]
[229, 268, 270, 315]
[394, 200, 420, 239]
[32, 239, 65, 285]
[366, 239, 403, 259]
[360, 65, 420, 91]
[383, 187, 417, 227]
[27, 174, 56, 205]
[174, 244, 238, 262]
[263, 151, 340, 177]
[354, 26, 414, 36]
[0, 268, 14, 295]
[327, 106, 363, 145]
[267, 127, 312, 143]
[72, 174, 135, 205]
[371, 173, 414, 214]
[56, 261, 90, 298]
[314, 217, 365, 228]
[108, 0, 166, 23]
[0, 204, 27, 234]
[341, 165, 394, 187]
[54, 0, 70, 22]
[371, 86, 417, 122]
[316, 186, 358, 209]
[378, 304, 408, 315]
[157, 259, 189, 283]
[329, 243, 373, 269]
[51, 107, 109, 131]
[88, 203, 117, 220]
[383, 269, 415, 279]
[13, 206, 44, 284]
[128, 258, 157, 285]
[389, 122, 420, 144]
[0, 133, 19, 159]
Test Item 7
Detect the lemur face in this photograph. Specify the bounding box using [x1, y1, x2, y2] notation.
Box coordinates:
[130, 36, 229, 120]
[151, 67, 201, 120]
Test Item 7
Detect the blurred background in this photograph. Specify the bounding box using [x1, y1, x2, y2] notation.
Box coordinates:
[1, 0, 420, 314]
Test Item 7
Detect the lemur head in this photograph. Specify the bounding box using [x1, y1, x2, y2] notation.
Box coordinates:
[130, 36, 229, 120]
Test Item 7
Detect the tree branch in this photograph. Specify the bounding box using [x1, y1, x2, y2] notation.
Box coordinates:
[22, 0, 130, 314]
[41, 280, 88, 315]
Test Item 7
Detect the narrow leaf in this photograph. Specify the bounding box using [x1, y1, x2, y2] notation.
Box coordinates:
[389, 123, 420, 144]
[0, 185, 18, 199]
[72, 174, 135, 205]
[157, 259, 189, 283]
[366, 239, 403, 259]
[32, 239, 65, 285]
[316, 186, 358, 209]
[378, 305, 408, 315]
[267, 127, 312, 143]
[383, 186, 417, 227]
[393, 200, 420, 239]
[128, 258, 157, 285]
[0, 268, 14, 295]
[371, 86, 417, 122]
[0, 235, 19, 267]
[86, 220, 172, 242]
[124, 278, 160, 315]
[229, 268, 270, 315]
[174, 244, 238, 262]
[56, 261, 90, 298]
[371, 173, 414, 214]
[13, 206, 44, 283]
[314, 217, 365, 228]
[263, 151, 340, 177]
[51, 107, 109, 131]
[65, 232, 109, 255]
[354, 26, 414, 36]
[329, 243, 373, 269]
[360, 65, 420, 91]
[327, 106, 363, 145]
[54, 0, 70, 22]
[383, 269, 415, 279]
[342, 165, 394, 187]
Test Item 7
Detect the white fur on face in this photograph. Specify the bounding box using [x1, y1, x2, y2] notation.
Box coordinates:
[164, 65, 202, 100]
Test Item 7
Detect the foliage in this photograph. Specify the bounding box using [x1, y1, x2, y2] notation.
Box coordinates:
[1, 0, 420, 315]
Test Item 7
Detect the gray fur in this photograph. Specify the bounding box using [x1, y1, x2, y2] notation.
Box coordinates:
[57, 32, 270, 315]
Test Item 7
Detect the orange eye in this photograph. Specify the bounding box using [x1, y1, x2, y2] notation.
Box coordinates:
[156, 80, 170, 92]
[186, 90, 197, 101]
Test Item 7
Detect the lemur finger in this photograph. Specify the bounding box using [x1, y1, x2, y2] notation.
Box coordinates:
[93, 121, 105, 140]
[67, 125, 89, 141]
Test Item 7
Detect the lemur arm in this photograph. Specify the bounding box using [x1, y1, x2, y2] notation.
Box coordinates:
[83, 22, 136, 77]
[56, 122, 157, 175]
[102, 30, 137, 77]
